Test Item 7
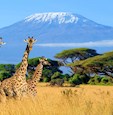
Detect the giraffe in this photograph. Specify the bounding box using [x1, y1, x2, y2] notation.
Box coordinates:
[27, 57, 50, 96]
[0, 37, 37, 99]
[0, 37, 6, 47]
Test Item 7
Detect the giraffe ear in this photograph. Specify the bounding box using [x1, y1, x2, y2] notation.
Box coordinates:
[2, 42, 6, 45]
[24, 39, 27, 42]
[34, 39, 37, 43]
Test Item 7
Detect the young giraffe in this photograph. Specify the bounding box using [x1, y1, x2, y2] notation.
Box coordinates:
[27, 57, 50, 96]
[0, 37, 37, 99]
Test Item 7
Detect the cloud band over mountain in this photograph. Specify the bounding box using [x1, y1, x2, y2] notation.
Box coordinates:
[36, 40, 113, 47]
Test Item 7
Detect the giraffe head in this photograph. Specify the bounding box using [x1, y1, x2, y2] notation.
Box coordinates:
[0, 37, 6, 47]
[39, 57, 51, 66]
[24, 36, 37, 50]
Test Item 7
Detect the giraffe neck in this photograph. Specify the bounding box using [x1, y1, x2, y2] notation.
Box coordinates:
[15, 44, 30, 77]
[31, 63, 43, 84]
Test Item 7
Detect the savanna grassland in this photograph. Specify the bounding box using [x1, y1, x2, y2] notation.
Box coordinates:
[0, 83, 113, 115]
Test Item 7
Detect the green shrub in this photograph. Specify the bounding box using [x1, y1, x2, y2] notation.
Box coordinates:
[79, 75, 90, 84]
[101, 77, 109, 84]
[55, 79, 64, 86]
[0, 71, 12, 81]
[50, 78, 64, 86]
[43, 77, 50, 82]
[69, 74, 82, 85]
[63, 74, 71, 81]
[51, 72, 62, 79]
[88, 78, 96, 85]
[88, 75, 101, 85]
[100, 77, 113, 85]
[0, 64, 15, 81]
[42, 69, 53, 82]
[50, 79, 56, 86]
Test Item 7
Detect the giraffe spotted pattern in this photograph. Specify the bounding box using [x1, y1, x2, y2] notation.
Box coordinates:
[27, 57, 50, 96]
[0, 37, 37, 100]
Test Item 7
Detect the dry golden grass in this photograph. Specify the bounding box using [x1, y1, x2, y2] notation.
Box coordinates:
[0, 84, 113, 115]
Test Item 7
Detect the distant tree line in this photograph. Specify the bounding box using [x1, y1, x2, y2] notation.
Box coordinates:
[1, 48, 113, 86]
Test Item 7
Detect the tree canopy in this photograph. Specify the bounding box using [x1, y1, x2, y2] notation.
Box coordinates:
[55, 48, 99, 73]
[69, 51, 113, 77]
[55, 48, 99, 63]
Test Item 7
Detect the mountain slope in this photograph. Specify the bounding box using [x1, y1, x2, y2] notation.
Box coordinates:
[0, 12, 113, 63]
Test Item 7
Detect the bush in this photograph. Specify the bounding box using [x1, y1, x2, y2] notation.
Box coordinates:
[88, 78, 95, 85]
[69, 74, 82, 85]
[63, 74, 71, 81]
[79, 75, 90, 84]
[0, 64, 15, 73]
[0, 71, 12, 81]
[51, 72, 61, 79]
[42, 69, 52, 82]
[88, 75, 101, 85]
[50, 79, 56, 86]
[101, 77, 109, 84]
[0, 64, 15, 81]
[43, 77, 50, 82]
[101, 77, 113, 85]
[50, 78, 64, 86]
[55, 79, 64, 86]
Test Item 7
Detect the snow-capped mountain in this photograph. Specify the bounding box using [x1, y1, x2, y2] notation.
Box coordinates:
[25, 12, 79, 24]
[0, 12, 113, 64]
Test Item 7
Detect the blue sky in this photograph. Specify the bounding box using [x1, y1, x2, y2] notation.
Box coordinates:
[0, 0, 113, 28]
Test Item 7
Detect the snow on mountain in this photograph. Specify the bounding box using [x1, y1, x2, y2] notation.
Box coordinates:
[24, 12, 79, 24]
[0, 12, 113, 63]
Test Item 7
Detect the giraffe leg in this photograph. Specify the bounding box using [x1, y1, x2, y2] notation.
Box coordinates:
[6, 89, 14, 97]
[33, 89, 37, 96]
[21, 84, 28, 97]
[13, 88, 21, 100]
[30, 88, 37, 97]
[3, 88, 13, 97]
[0, 88, 6, 103]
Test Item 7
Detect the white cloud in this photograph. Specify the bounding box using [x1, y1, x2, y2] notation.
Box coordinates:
[36, 40, 113, 47]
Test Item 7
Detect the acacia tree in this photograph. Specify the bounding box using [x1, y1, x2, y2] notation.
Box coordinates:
[70, 51, 113, 77]
[55, 48, 99, 73]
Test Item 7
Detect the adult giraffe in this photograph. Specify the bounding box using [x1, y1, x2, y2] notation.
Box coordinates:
[0, 37, 37, 100]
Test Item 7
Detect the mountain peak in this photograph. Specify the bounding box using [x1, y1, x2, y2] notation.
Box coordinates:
[0, 12, 113, 64]
[24, 12, 80, 24]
